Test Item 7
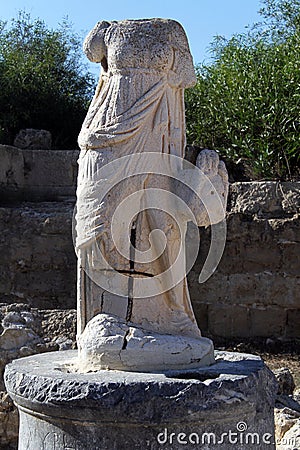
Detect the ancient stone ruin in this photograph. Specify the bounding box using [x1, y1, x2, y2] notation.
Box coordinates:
[3, 19, 281, 449]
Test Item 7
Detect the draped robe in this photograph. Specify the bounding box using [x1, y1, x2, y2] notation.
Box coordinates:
[76, 19, 203, 337]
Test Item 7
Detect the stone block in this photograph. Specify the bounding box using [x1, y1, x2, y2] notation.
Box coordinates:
[217, 240, 245, 274]
[250, 307, 286, 337]
[22, 149, 77, 188]
[230, 181, 300, 217]
[11, 270, 68, 294]
[242, 244, 282, 273]
[0, 203, 76, 309]
[0, 144, 79, 201]
[208, 303, 250, 337]
[286, 309, 300, 338]
[0, 145, 24, 189]
[281, 242, 300, 276]
[225, 212, 253, 239]
[276, 421, 300, 450]
[227, 274, 260, 305]
[264, 274, 294, 308]
[191, 301, 208, 332]
[14, 129, 52, 150]
[0, 269, 12, 295]
[224, 273, 296, 308]
[188, 272, 229, 304]
[289, 279, 300, 309]
[270, 215, 300, 242]
[9, 269, 76, 309]
[193, 272, 298, 311]
[273, 367, 295, 395]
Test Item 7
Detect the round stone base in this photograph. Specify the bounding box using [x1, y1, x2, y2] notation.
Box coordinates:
[5, 350, 277, 450]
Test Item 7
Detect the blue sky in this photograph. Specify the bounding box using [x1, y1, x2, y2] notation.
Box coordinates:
[1, 0, 263, 73]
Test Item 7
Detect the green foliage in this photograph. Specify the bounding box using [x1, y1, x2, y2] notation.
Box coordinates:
[185, 0, 300, 179]
[0, 11, 95, 148]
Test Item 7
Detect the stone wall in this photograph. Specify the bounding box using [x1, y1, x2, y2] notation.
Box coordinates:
[0, 144, 78, 202]
[0, 203, 76, 309]
[0, 304, 76, 448]
[189, 182, 300, 339]
[0, 146, 299, 339]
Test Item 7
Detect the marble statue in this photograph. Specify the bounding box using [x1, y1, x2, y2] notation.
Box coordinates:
[75, 18, 228, 372]
[4, 37, 276, 444]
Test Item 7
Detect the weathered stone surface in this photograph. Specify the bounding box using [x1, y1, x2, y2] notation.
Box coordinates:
[286, 309, 300, 337]
[275, 407, 300, 449]
[0, 145, 24, 191]
[0, 392, 18, 449]
[250, 307, 287, 337]
[40, 309, 76, 344]
[13, 129, 52, 150]
[4, 350, 277, 450]
[273, 367, 300, 449]
[75, 18, 228, 372]
[0, 203, 76, 309]
[3, 305, 299, 449]
[277, 421, 300, 450]
[77, 313, 214, 372]
[274, 367, 296, 396]
[191, 270, 299, 310]
[0, 304, 76, 447]
[0, 327, 41, 351]
[229, 181, 300, 217]
[0, 305, 51, 447]
[0, 144, 78, 201]
[207, 303, 250, 338]
[275, 406, 300, 443]
[76, 18, 228, 344]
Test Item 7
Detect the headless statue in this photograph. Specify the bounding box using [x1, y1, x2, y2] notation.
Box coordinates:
[75, 19, 228, 371]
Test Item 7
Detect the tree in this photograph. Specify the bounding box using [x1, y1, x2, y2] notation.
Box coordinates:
[0, 11, 95, 149]
[185, 0, 300, 180]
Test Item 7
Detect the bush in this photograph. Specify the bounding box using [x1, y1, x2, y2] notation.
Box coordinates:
[0, 12, 95, 149]
[185, 0, 300, 180]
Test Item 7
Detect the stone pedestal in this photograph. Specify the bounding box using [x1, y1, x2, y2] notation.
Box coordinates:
[5, 350, 277, 450]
